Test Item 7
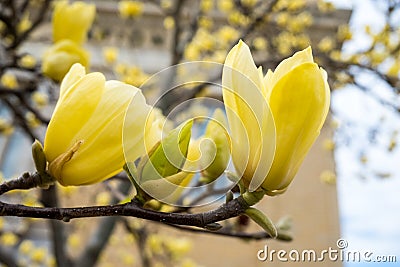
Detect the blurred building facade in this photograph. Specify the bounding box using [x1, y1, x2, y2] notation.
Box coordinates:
[0, 1, 351, 266]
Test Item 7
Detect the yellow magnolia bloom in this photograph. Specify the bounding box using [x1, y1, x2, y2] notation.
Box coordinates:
[44, 63, 151, 186]
[222, 40, 330, 195]
[118, 0, 144, 18]
[42, 40, 89, 82]
[52, 1, 96, 45]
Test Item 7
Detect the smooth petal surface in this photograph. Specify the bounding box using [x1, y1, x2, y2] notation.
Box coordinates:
[222, 41, 275, 191]
[44, 67, 105, 164]
[262, 62, 330, 193]
[59, 63, 86, 98]
[52, 1, 96, 45]
[59, 81, 148, 185]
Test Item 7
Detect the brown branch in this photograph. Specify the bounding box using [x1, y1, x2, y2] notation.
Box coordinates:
[0, 195, 249, 228]
[7, 0, 51, 50]
[165, 224, 292, 241]
[0, 172, 48, 195]
[74, 180, 132, 267]
[121, 218, 151, 267]
[41, 186, 72, 267]
[170, 0, 186, 66]
[1, 97, 38, 141]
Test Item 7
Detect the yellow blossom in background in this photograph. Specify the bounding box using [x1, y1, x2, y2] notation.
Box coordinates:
[95, 191, 112, 205]
[181, 258, 198, 267]
[1, 72, 18, 89]
[198, 16, 213, 29]
[115, 63, 128, 76]
[217, 26, 239, 43]
[25, 112, 41, 128]
[19, 54, 36, 68]
[47, 257, 56, 267]
[320, 170, 336, 185]
[146, 234, 163, 254]
[287, 12, 313, 32]
[317, 0, 335, 12]
[210, 50, 227, 63]
[200, 0, 213, 12]
[67, 233, 81, 249]
[17, 12, 32, 33]
[122, 254, 135, 265]
[337, 24, 352, 41]
[44, 64, 151, 186]
[387, 61, 400, 77]
[163, 16, 175, 29]
[19, 240, 34, 255]
[360, 155, 368, 164]
[287, 0, 306, 11]
[121, 66, 149, 87]
[195, 29, 215, 51]
[330, 50, 342, 61]
[0, 232, 18, 246]
[184, 43, 200, 60]
[222, 41, 330, 195]
[218, 0, 233, 12]
[322, 138, 335, 151]
[164, 238, 192, 259]
[0, 118, 14, 135]
[119, 0, 144, 18]
[161, 0, 172, 9]
[253, 37, 268, 50]
[103, 47, 119, 64]
[276, 12, 289, 27]
[31, 248, 47, 263]
[241, 0, 258, 7]
[42, 39, 90, 81]
[318, 36, 335, 52]
[228, 10, 250, 26]
[53, 1, 96, 45]
[32, 91, 49, 107]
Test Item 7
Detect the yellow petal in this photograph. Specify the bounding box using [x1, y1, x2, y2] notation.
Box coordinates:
[59, 63, 86, 99]
[44, 72, 105, 163]
[42, 40, 90, 81]
[60, 81, 150, 185]
[262, 62, 330, 193]
[269, 46, 314, 92]
[222, 40, 275, 191]
[52, 1, 96, 45]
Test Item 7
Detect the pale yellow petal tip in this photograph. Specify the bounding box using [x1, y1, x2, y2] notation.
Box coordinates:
[296, 46, 313, 61]
[69, 63, 86, 76]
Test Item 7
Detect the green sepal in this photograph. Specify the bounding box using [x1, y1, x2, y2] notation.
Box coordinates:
[32, 140, 47, 175]
[138, 120, 193, 183]
[200, 109, 230, 181]
[124, 162, 148, 205]
[245, 207, 277, 238]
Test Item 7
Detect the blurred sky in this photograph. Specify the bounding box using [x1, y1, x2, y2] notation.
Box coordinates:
[330, 0, 400, 266]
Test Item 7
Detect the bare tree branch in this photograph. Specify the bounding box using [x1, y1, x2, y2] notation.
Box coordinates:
[0, 195, 250, 228]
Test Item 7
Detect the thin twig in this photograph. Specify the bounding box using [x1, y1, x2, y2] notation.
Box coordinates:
[165, 223, 292, 241]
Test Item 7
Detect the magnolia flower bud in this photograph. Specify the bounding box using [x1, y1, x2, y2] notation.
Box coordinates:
[44, 64, 151, 186]
[136, 120, 193, 202]
[222, 40, 330, 195]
